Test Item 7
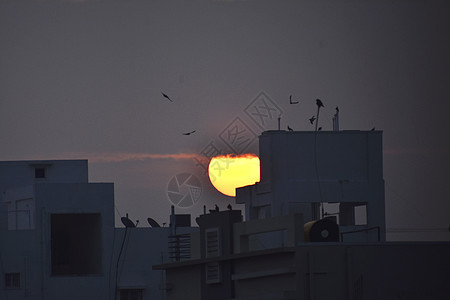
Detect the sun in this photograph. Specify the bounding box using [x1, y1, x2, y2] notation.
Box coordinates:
[208, 154, 260, 197]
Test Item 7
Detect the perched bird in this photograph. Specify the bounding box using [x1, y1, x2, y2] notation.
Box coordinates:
[336, 106, 339, 113]
[309, 116, 316, 124]
[371, 127, 375, 131]
[287, 125, 293, 131]
[215, 204, 220, 212]
[318, 127, 322, 131]
[161, 91, 173, 102]
[182, 130, 196, 135]
[316, 99, 324, 108]
[227, 204, 232, 210]
[289, 95, 299, 104]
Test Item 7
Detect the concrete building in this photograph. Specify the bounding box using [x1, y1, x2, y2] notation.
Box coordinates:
[2, 130, 449, 299]
[237, 130, 386, 243]
[0, 160, 196, 300]
[154, 130, 450, 300]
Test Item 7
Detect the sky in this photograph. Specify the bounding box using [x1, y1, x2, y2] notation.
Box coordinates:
[1, 0, 449, 241]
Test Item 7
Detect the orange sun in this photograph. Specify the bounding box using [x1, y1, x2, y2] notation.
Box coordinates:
[208, 154, 260, 197]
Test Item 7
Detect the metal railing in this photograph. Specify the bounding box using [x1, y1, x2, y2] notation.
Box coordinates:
[340, 226, 381, 242]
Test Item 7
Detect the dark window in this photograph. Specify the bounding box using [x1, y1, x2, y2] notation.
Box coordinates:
[205, 262, 221, 284]
[205, 228, 221, 258]
[35, 167, 46, 179]
[120, 289, 143, 300]
[51, 213, 102, 275]
[353, 275, 364, 300]
[5, 273, 20, 289]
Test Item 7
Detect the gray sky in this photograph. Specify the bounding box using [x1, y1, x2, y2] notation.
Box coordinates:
[1, 0, 449, 240]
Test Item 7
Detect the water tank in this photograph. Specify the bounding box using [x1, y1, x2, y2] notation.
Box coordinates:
[304, 218, 339, 242]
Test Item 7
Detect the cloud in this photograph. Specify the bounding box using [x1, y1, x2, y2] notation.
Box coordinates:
[58, 152, 262, 164]
[16, 151, 204, 164]
[58, 152, 203, 163]
[3, 151, 258, 165]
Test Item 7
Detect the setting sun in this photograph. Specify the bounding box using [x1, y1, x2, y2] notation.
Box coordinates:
[208, 154, 260, 197]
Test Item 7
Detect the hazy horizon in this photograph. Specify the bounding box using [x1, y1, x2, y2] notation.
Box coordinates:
[1, 0, 449, 241]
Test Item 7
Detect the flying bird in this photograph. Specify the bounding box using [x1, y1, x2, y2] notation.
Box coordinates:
[182, 130, 196, 135]
[316, 99, 324, 108]
[287, 125, 293, 131]
[309, 116, 316, 124]
[289, 95, 299, 104]
[161, 91, 173, 102]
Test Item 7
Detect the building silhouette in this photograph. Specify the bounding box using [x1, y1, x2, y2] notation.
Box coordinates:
[154, 130, 450, 300]
[0, 160, 195, 300]
[1, 130, 449, 299]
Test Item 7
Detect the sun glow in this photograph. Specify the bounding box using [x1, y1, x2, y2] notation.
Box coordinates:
[208, 154, 260, 197]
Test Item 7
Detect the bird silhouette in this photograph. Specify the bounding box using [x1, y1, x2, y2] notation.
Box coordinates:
[316, 99, 324, 108]
[309, 116, 316, 124]
[182, 130, 196, 135]
[227, 204, 232, 210]
[289, 95, 299, 104]
[287, 125, 293, 131]
[371, 127, 375, 131]
[318, 127, 322, 131]
[336, 106, 339, 113]
[161, 91, 173, 102]
[215, 204, 220, 212]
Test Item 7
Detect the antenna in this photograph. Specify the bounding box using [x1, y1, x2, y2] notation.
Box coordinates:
[121, 213, 136, 228]
[333, 106, 339, 131]
[147, 217, 161, 228]
[170, 205, 176, 235]
[315, 99, 324, 131]
[115, 213, 134, 300]
[313, 99, 325, 220]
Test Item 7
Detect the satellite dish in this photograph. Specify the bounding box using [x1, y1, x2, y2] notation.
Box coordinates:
[147, 217, 161, 228]
[121, 217, 136, 228]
